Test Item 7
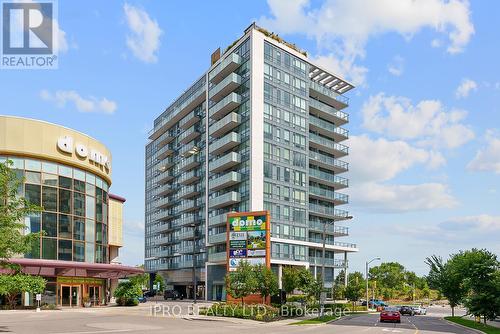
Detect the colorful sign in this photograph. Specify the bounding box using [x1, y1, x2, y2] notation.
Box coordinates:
[227, 211, 270, 272]
[57, 277, 104, 285]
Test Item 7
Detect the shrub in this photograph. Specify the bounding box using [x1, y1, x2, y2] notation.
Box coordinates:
[113, 281, 141, 307]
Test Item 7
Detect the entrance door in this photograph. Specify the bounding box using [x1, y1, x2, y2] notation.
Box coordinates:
[89, 286, 100, 306]
[60, 285, 79, 307]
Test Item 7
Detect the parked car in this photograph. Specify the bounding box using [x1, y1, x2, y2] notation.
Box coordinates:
[137, 296, 147, 303]
[412, 306, 427, 315]
[362, 299, 388, 308]
[143, 290, 156, 298]
[380, 307, 401, 323]
[164, 290, 183, 300]
[399, 306, 415, 316]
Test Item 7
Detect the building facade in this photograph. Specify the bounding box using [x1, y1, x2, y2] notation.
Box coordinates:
[145, 24, 357, 300]
[0, 115, 142, 307]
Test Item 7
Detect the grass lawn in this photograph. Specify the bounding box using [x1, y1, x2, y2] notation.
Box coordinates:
[445, 316, 500, 334]
[291, 314, 338, 325]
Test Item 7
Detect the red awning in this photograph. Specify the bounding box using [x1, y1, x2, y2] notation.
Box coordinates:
[2, 258, 143, 279]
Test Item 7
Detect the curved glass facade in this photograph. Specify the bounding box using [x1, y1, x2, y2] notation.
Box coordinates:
[0, 155, 110, 264]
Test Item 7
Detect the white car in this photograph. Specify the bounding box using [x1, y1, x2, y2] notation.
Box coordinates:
[412, 306, 427, 315]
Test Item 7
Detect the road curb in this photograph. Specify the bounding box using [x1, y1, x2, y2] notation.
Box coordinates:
[443, 318, 485, 334]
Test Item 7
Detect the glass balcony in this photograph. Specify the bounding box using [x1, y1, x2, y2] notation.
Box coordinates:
[308, 238, 357, 249]
[179, 109, 201, 130]
[153, 157, 175, 173]
[179, 125, 201, 144]
[209, 152, 241, 173]
[209, 92, 241, 120]
[209, 191, 241, 208]
[209, 73, 242, 103]
[178, 184, 200, 199]
[309, 203, 350, 221]
[209, 171, 241, 191]
[156, 144, 174, 160]
[208, 233, 227, 244]
[309, 81, 349, 111]
[308, 151, 348, 174]
[154, 209, 176, 222]
[208, 252, 227, 263]
[308, 221, 349, 236]
[179, 170, 200, 185]
[156, 130, 175, 148]
[209, 112, 241, 138]
[308, 257, 347, 267]
[153, 170, 175, 185]
[154, 248, 177, 258]
[309, 115, 348, 142]
[153, 184, 175, 197]
[209, 132, 240, 155]
[208, 213, 227, 227]
[154, 196, 176, 209]
[309, 133, 348, 157]
[154, 235, 175, 246]
[209, 53, 242, 84]
[179, 199, 201, 213]
[179, 154, 200, 172]
[309, 167, 348, 189]
[309, 97, 348, 125]
[309, 185, 349, 205]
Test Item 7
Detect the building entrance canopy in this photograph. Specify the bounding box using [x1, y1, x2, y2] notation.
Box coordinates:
[3, 258, 143, 279]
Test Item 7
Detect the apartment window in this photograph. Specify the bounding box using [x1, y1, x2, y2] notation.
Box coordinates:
[264, 122, 272, 139]
[282, 187, 290, 201]
[264, 162, 272, 178]
[284, 168, 290, 182]
[283, 148, 290, 163]
[283, 206, 290, 220]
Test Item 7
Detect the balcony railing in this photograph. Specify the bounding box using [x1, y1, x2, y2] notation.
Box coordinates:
[208, 233, 227, 244]
[308, 257, 347, 267]
[209, 132, 240, 155]
[309, 203, 350, 221]
[309, 185, 349, 205]
[309, 167, 349, 189]
[209, 171, 241, 191]
[309, 133, 348, 157]
[209, 112, 241, 138]
[209, 92, 241, 120]
[310, 81, 349, 107]
[209, 152, 241, 173]
[309, 97, 348, 125]
[178, 170, 200, 185]
[209, 73, 242, 103]
[309, 115, 348, 141]
[208, 252, 227, 263]
[308, 238, 357, 249]
[309, 151, 348, 173]
[209, 191, 241, 208]
[209, 53, 242, 84]
[208, 213, 227, 227]
[308, 221, 349, 236]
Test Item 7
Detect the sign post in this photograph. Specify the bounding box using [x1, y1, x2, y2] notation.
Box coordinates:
[35, 293, 41, 312]
[226, 211, 271, 304]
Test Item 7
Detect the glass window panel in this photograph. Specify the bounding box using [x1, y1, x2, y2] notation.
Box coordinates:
[59, 189, 71, 214]
[86, 242, 95, 263]
[25, 184, 41, 205]
[10, 157, 24, 169]
[59, 176, 72, 189]
[26, 237, 40, 259]
[24, 171, 40, 184]
[42, 186, 57, 211]
[85, 219, 95, 243]
[25, 214, 41, 233]
[25, 159, 41, 171]
[96, 222, 103, 243]
[58, 165, 72, 178]
[102, 203, 108, 225]
[42, 161, 57, 174]
[86, 173, 96, 185]
[42, 212, 57, 237]
[74, 179, 85, 193]
[95, 177, 103, 189]
[95, 245, 104, 263]
[73, 242, 85, 262]
[42, 238, 57, 260]
[58, 239, 72, 261]
[86, 195, 95, 219]
[73, 192, 85, 217]
[73, 169, 85, 181]
[58, 214, 72, 239]
[42, 173, 58, 186]
[86, 183, 95, 196]
[73, 218, 85, 241]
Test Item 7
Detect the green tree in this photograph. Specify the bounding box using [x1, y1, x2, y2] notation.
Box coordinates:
[113, 281, 142, 306]
[426, 255, 467, 317]
[369, 262, 406, 299]
[129, 272, 149, 291]
[253, 264, 278, 303]
[0, 160, 42, 269]
[344, 277, 364, 311]
[297, 268, 322, 300]
[0, 274, 46, 309]
[153, 273, 165, 293]
[225, 261, 258, 304]
[282, 266, 299, 296]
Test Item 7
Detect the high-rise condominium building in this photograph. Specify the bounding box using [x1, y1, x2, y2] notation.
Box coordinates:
[145, 23, 357, 301]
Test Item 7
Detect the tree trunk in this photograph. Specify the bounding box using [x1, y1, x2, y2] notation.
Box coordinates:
[451, 306, 455, 317]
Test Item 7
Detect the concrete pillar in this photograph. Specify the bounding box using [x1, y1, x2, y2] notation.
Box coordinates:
[278, 264, 283, 289]
[344, 252, 348, 287]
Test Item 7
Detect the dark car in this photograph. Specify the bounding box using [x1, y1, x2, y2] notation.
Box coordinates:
[137, 296, 147, 303]
[399, 306, 415, 316]
[164, 290, 183, 300]
[143, 291, 156, 298]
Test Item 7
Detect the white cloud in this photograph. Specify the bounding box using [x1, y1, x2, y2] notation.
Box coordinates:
[361, 93, 474, 149]
[347, 135, 454, 212]
[312, 54, 368, 87]
[259, 0, 474, 85]
[124, 3, 162, 63]
[387, 55, 404, 76]
[439, 215, 500, 232]
[40, 89, 117, 114]
[351, 182, 457, 212]
[455, 78, 478, 98]
[468, 131, 500, 174]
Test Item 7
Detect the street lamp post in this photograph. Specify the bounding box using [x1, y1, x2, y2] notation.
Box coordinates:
[365, 257, 380, 311]
[190, 223, 198, 304]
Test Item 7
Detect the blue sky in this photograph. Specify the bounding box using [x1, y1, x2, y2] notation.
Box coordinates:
[1, 0, 499, 275]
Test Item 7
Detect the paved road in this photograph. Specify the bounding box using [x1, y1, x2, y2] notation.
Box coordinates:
[0, 302, 477, 334]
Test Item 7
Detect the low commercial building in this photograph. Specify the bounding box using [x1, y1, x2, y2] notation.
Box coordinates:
[0, 115, 142, 307]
